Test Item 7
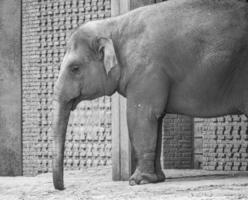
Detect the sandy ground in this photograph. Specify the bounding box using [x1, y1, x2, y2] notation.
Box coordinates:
[1, 167, 248, 200]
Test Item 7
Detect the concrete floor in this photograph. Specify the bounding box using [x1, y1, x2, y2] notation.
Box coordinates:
[1, 167, 248, 200]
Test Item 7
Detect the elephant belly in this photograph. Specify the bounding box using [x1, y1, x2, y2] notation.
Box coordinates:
[167, 94, 241, 118]
[166, 80, 244, 118]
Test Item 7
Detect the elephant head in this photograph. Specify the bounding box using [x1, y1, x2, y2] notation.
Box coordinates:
[52, 23, 120, 190]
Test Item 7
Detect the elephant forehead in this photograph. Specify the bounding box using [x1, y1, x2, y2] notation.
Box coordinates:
[67, 37, 91, 53]
[65, 38, 92, 58]
[69, 26, 95, 47]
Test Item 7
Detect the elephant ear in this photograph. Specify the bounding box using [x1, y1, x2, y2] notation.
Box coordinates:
[97, 37, 118, 75]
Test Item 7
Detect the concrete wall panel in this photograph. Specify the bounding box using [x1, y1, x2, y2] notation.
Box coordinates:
[0, 0, 22, 176]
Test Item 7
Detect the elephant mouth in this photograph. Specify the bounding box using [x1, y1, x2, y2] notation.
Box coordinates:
[70, 92, 101, 111]
[71, 98, 79, 111]
[69, 96, 84, 111]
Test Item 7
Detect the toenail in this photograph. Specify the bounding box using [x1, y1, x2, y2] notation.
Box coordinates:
[129, 180, 136, 186]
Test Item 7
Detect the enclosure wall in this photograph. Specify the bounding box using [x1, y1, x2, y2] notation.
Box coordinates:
[0, 0, 22, 176]
[195, 116, 248, 171]
[22, 0, 112, 176]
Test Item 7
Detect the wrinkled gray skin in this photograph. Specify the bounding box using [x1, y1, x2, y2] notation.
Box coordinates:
[52, 0, 248, 190]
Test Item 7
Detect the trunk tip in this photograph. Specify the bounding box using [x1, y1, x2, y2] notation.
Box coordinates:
[53, 171, 65, 190]
[53, 180, 65, 190]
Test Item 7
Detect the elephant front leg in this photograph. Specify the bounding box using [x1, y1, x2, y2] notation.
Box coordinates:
[127, 99, 166, 185]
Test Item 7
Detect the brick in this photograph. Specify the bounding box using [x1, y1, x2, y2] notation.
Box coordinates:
[197, 115, 248, 172]
[163, 114, 193, 169]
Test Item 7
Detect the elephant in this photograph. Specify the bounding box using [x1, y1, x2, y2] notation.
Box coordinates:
[52, 0, 248, 190]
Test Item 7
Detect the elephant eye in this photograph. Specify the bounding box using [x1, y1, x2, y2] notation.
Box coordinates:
[98, 48, 104, 60]
[71, 65, 80, 73]
[100, 49, 104, 60]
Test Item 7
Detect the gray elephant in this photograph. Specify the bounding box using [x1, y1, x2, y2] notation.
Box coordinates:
[52, 0, 248, 190]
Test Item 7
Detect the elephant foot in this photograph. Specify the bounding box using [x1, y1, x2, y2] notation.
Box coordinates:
[129, 169, 165, 186]
[156, 169, 166, 182]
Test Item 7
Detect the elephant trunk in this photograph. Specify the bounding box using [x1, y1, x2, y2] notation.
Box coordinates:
[52, 100, 71, 190]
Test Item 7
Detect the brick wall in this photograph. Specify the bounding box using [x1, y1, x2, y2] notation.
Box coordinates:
[162, 115, 193, 169]
[195, 115, 248, 171]
[22, 0, 111, 176]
